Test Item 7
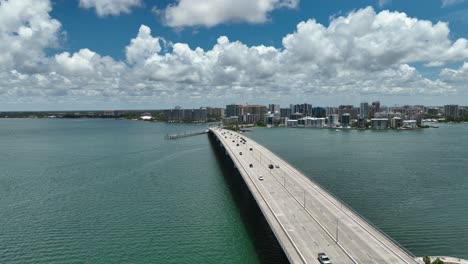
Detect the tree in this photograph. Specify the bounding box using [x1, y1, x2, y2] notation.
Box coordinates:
[256, 120, 266, 127]
[432, 257, 445, 264]
[423, 256, 431, 264]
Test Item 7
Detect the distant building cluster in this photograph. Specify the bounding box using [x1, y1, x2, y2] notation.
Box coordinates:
[221, 102, 468, 129]
[162, 107, 208, 122]
[224, 104, 268, 125]
[206, 107, 225, 120]
[1, 102, 467, 126]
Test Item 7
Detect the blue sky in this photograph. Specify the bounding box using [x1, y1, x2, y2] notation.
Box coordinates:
[51, 0, 468, 60]
[1, 0, 468, 110]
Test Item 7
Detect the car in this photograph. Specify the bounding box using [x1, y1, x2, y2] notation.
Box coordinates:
[317, 253, 331, 264]
[268, 164, 274, 169]
[236, 144, 239, 146]
[258, 175, 264, 181]
[249, 148, 253, 151]
[239, 152, 242, 155]
[249, 164, 253, 168]
[275, 164, 280, 168]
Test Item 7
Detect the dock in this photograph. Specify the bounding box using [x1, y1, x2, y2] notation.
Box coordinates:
[164, 130, 208, 139]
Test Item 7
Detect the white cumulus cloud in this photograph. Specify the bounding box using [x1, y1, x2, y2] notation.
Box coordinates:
[163, 0, 299, 27]
[125, 25, 163, 65]
[0, 0, 61, 72]
[2, 3, 468, 109]
[440, 62, 468, 82]
[282, 7, 468, 69]
[79, 0, 142, 16]
[54, 49, 126, 76]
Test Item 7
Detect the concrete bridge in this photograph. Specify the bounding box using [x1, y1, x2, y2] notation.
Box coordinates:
[209, 127, 419, 264]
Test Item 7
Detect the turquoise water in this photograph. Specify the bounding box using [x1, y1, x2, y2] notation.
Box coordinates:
[1, 119, 467, 262]
[0, 119, 280, 263]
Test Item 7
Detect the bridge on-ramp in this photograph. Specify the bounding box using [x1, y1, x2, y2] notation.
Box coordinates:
[210, 127, 419, 264]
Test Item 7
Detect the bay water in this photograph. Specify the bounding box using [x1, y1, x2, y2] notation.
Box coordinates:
[1, 119, 467, 263]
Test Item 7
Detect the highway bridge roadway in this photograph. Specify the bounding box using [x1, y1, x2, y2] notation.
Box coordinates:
[210, 128, 418, 264]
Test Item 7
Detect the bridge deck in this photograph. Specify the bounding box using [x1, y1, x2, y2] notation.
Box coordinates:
[211, 128, 417, 264]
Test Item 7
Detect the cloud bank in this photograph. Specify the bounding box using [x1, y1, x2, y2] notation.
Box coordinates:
[1, 0, 468, 109]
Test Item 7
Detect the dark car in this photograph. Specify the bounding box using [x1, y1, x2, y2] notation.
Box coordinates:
[249, 164, 253, 168]
[268, 164, 274, 169]
[317, 253, 331, 264]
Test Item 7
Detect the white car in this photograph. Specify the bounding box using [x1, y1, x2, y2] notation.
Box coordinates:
[318, 253, 331, 264]
[258, 175, 264, 181]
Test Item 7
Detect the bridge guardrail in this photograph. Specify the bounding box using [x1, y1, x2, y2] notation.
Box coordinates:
[252, 140, 416, 260]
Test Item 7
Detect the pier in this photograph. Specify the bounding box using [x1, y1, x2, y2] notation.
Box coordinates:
[164, 130, 208, 139]
[210, 127, 418, 264]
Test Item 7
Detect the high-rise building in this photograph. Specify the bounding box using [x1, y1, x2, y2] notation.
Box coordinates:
[356, 117, 367, 129]
[206, 107, 225, 119]
[268, 104, 280, 115]
[360, 102, 369, 118]
[163, 107, 182, 121]
[341, 113, 351, 127]
[280, 108, 291, 118]
[291, 103, 313, 117]
[226, 104, 267, 124]
[225, 104, 244, 117]
[326, 107, 337, 116]
[427, 108, 439, 116]
[369, 101, 381, 118]
[391, 117, 402, 129]
[444, 105, 459, 119]
[182, 109, 193, 121]
[192, 108, 208, 122]
[243, 105, 267, 118]
[371, 118, 388, 129]
[328, 114, 339, 128]
[372, 101, 381, 112]
[459, 108, 466, 117]
[265, 114, 280, 125]
[312, 107, 326, 118]
[338, 105, 358, 121]
[163, 107, 207, 122]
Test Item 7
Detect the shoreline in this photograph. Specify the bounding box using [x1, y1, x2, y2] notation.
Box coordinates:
[415, 256, 468, 264]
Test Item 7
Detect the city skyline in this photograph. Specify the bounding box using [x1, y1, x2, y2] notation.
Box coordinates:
[0, 101, 466, 112]
[2, 0, 468, 110]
